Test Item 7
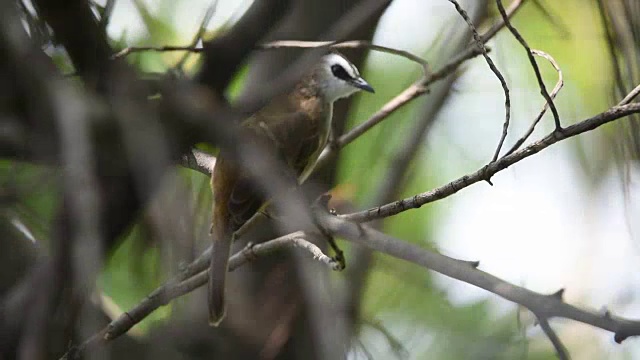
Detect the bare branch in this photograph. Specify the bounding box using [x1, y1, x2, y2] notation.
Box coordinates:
[496, 0, 561, 131]
[505, 49, 564, 156]
[617, 83, 640, 106]
[449, 0, 511, 164]
[174, 0, 218, 70]
[316, 212, 640, 345]
[538, 318, 570, 360]
[340, 102, 640, 223]
[260, 40, 430, 75]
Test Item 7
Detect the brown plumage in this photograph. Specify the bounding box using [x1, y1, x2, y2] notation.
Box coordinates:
[208, 52, 373, 326]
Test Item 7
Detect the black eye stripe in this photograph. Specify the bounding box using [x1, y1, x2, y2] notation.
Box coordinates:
[331, 64, 352, 81]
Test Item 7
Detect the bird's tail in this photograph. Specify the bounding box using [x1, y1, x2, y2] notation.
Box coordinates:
[208, 232, 232, 326]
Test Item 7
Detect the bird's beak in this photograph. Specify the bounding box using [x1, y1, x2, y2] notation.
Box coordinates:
[351, 77, 375, 93]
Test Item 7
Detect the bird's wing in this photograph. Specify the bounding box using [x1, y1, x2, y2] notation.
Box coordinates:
[227, 173, 264, 232]
[224, 109, 323, 230]
[243, 109, 323, 178]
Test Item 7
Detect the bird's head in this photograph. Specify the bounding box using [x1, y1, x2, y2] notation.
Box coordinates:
[313, 51, 374, 102]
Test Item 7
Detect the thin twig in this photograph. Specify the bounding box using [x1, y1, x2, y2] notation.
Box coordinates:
[62, 231, 340, 359]
[340, 102, 640, 223]
[496, 0, 561, 131]
[260, 40, 430, 75]
[115, 39, 429, 74]
[538, 317, 570, 360]
[98, 0, 116, 32]
[112, 45, 204, 59]
[363, 319, 409, 358]
[617, 83, 640, 106]
[449, 0, 511, 163]
[505, 49, 564, 156]
[175, 0, 218, 70]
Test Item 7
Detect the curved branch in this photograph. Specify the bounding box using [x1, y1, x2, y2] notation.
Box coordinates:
[448, 0, 511, 163]
[505, 49, 564, 156]
[259, 40, 429, 75]
[496, 0, 562, 131]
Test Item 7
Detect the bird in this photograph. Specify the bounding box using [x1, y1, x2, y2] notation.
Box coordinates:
[208, 50, 374, 326]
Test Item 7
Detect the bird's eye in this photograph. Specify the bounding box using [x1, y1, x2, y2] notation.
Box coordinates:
[331, 64, 352, 81]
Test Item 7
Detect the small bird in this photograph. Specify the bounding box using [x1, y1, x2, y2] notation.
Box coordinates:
[208, 51, 374, 326]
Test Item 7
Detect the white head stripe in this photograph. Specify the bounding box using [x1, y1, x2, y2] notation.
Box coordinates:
[322, 53, 358, 79]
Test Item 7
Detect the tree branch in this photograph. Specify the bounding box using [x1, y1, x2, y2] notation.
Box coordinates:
[340, 102, 640, 223]
[62, 231, 340, 359]
[538, 318, 570, 360]
[316, 212, 640, 345]
[259, 40, 429, 75]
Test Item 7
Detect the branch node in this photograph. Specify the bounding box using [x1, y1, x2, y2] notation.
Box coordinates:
[481, 165, 494, 185]
[240, 242, 259, 262]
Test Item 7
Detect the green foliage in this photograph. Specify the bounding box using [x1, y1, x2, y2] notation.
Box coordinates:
[99, 226, 169, 333]
[0, 161, 59, 245]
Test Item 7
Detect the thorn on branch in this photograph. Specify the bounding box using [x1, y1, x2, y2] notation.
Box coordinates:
[503, 49, 564, 157]
[468, 260, 480, 268]
[615, 331, 629, 344]
[550, 288, 565, 300]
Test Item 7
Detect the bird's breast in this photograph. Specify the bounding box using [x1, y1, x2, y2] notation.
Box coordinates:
[297, 103, 332, 183]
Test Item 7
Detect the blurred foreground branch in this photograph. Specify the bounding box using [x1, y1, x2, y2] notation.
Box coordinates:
[63, 231, 340, 359]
